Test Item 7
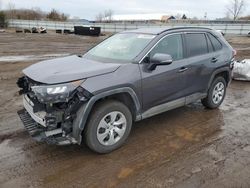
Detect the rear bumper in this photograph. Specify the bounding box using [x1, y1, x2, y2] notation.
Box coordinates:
[18, 109, 77, 145]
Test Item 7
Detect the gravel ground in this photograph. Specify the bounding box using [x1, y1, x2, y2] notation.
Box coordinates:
[0, 32, 250, 188]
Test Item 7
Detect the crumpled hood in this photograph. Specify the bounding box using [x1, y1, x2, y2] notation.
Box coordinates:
[23, 55, 120, 84]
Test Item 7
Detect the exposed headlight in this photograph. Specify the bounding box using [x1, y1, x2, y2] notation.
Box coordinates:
[31, 80, 85, 103]
[47, 86, 68, 94]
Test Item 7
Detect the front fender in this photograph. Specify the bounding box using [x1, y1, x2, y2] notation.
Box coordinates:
[72, 87, 141, 144]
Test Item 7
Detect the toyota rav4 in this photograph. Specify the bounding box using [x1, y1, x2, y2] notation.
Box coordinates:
[17, 27, 235, 153]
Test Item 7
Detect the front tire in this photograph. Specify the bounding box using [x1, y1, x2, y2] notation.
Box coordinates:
[202, 77, 227, 109]
[84, 100, 132, 154]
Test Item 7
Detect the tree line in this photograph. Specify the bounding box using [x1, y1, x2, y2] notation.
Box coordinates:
[4, 8, 69, 21]
[0, 2, 68, 22]
[0, 0, 249, 28]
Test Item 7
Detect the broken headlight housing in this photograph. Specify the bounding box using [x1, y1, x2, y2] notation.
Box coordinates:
[31, 80, 85, 103]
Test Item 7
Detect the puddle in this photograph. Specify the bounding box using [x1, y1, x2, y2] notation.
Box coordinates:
[0, 139, 21, 157]
[118, 167, 134, 179]
[0, 53, 71, 62]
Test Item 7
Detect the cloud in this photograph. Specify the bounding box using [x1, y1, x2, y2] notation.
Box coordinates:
[1, 0, 249, 20]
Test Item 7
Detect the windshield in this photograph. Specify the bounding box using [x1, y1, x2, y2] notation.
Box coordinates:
[85, 33, 155, 63]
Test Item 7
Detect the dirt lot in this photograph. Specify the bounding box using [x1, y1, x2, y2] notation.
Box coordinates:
[0, 32, 250, 188]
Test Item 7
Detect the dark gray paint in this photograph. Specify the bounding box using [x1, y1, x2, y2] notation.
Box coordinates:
[139, 58, 188, 110]
[23, 55, 121, 84]
[21, 27, 234, 145]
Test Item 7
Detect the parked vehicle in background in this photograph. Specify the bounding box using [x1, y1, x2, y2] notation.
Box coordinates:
[216, 30, 225, 36]
[17, 27, 235, 153]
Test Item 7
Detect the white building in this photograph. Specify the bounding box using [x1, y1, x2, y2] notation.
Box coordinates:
[111, 13, 175, 22]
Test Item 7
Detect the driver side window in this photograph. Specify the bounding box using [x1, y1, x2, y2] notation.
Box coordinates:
[150, 34, 184, 61]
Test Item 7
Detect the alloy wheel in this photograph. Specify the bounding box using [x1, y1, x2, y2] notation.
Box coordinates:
[212, 82, 225, 104]
[97, 111, 127, 146]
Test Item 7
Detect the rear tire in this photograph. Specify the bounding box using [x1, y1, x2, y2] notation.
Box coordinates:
[84, 100, 132, 154]
[202, 77, 227, 109]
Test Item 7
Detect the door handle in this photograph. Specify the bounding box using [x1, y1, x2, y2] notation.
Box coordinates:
[211, 57, 218, 63]
[178, 67, 188, 73]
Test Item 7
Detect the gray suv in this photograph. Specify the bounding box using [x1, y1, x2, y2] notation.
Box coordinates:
[17, 27, 235, 153]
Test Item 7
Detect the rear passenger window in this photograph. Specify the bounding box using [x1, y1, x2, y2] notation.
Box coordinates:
[208, 34, 222, 51]
[186, 33, 208, 57]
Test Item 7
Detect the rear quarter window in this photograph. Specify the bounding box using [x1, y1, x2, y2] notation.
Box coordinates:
[206, 34, 214, 52]
[208, 34, 223, 51]
[185, 33, 208, 57]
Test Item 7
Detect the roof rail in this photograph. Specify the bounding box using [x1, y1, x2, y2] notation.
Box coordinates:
[159, 27, 213, 34]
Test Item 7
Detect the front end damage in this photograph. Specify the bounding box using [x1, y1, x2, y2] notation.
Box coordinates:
[17, 76, 92, 145]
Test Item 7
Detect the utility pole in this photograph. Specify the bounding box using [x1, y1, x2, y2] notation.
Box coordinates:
[204, 12, 207, 20]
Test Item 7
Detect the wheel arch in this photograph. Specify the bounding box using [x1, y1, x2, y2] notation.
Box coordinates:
[207, 67, 231, 91]
[74, 87, 142, 144]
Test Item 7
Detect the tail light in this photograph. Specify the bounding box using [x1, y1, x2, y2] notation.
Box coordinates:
[232, 49, 237, 58]
[230, 49, 237, 69]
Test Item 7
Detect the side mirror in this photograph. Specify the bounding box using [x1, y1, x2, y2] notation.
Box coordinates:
[147, 53, 173, 71]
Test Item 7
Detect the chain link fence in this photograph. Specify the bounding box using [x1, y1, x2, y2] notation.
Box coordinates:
[8, 19, 250, 35]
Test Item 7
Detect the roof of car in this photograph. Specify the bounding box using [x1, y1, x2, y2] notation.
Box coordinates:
[122, 27, 213, 35]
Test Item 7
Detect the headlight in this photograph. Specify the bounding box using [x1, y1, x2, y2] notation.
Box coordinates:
[31, 80, 85, 103]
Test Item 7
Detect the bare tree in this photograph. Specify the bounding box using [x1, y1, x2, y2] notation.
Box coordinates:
[46, 9, 68, 21]
[227, 0, 245, 20]
[8, 2, 15, 10]
[175, 13, 182, 20]
[104, 9, 114, 22]
[95, 12, 104, 22]
[0, 11, 6, 28]
[96, 9, 114, 23]
[0, 0, 7, 28]
[7, 2, 16, 19]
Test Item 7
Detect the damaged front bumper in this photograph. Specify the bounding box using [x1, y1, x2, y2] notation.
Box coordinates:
[18, 109, 77, 145]
[17, 76, 92, 146]
[18, 95, 78, 145]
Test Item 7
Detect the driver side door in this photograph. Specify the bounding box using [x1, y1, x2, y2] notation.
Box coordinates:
[139, 33, 188, 112]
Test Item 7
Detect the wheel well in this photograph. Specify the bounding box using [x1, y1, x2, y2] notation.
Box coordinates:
[90, 93, 137, 121]
[214, 71, 230, 85]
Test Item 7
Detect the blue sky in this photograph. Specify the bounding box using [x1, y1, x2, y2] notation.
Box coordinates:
[0, 0, 249, 20]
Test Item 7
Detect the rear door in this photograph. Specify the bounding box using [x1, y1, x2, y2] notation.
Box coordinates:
[181, 33, 213, 96]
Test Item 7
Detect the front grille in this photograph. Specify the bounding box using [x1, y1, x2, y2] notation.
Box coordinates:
[18, 109, 76, 145]
[17, 109, 43, 136]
